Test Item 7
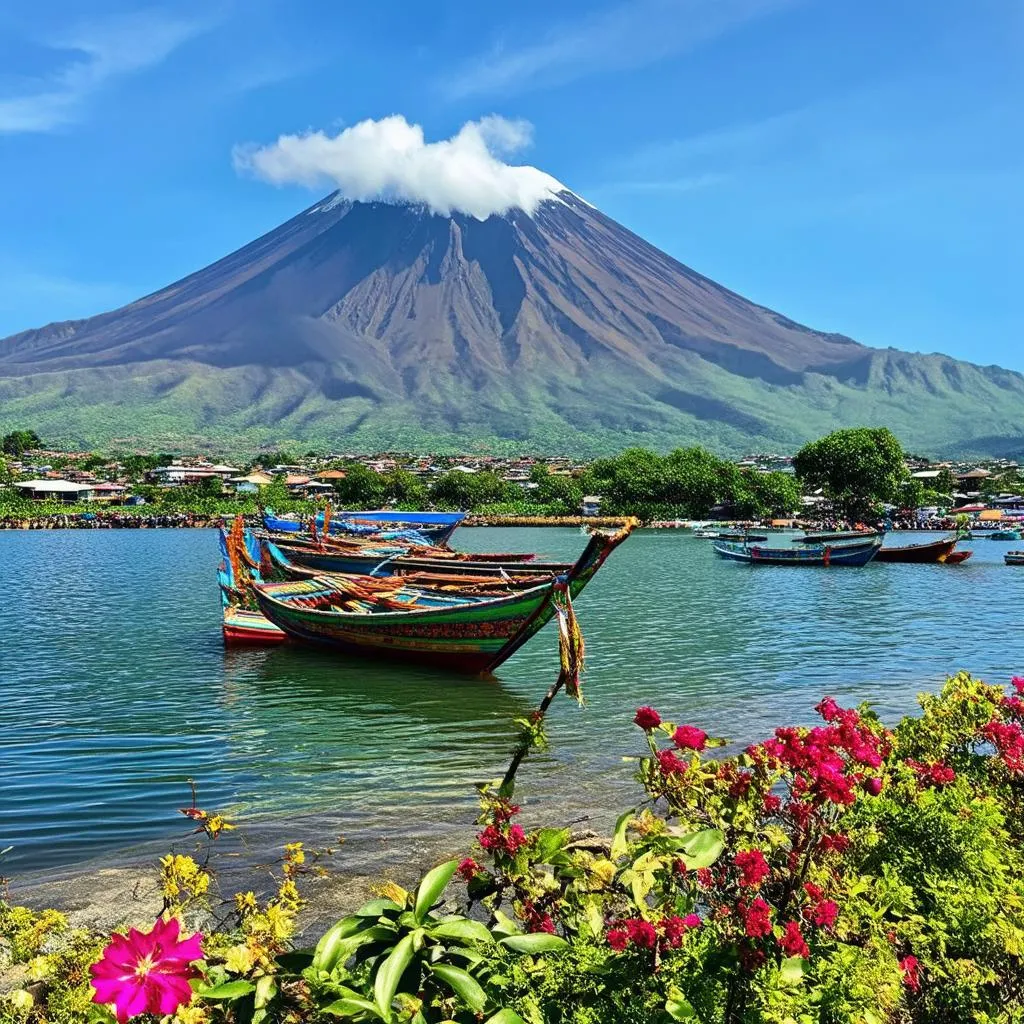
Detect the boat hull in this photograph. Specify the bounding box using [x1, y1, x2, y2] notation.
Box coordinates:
[264, 511, 464, 545]
[223, 606, 288, 646]
[277, 545, 569, 578]
[714, 538, 881, 566]
[874, 538, 958, 563]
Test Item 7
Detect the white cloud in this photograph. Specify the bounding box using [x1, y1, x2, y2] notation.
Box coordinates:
[233, 114, 566, 220]
[442, 0, 798, 99]
[0, 10, 211, 134]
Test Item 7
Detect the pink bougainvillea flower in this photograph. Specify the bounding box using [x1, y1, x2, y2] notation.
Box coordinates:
[810, 900, 839, 930]
[900, 954, 921, 992]
[741, 898, 773, 938]
[606, 928, 628, 951]
[90, 917, 203, 1023]
[778, 920, 810, 958]
[457, 857, 481, 881]
[864, 776, 883, 796]
[633, 706, 662, 730]
[672, 725, 708, 751]
[734, 849, 770, 888]
[624, 918, 658, 949]
[656, 749, 687, 776]
[1011, 676, 1024, 695]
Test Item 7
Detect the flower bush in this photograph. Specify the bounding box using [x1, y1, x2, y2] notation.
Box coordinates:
[2, 672, 1024, 1023]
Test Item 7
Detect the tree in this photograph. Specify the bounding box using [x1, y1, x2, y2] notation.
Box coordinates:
[429, 470, 515, 510]
[261, 475, 291, 509]
[332, 464, 389, 509]
[793, 427, 908, 520]
[2, 429, 42, 456]
[198, 475, 224, 498]
[732, 470, 802, 518]
[383, 469, 426, 508]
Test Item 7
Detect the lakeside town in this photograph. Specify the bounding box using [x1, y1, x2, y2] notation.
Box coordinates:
[2, 425, 1023, 527]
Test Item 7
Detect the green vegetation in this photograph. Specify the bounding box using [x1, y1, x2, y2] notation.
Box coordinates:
[792, 428, 909, 520]
[4, 672, 1024, 1022]
[1, 429, 41, 456]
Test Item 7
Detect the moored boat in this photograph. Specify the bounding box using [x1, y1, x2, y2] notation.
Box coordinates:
[796, 529, 880, 544]
[713, 536, 882, 567]
[987, 530, 1022, 541]
[874, 535, 964, 564]
[252, 521, 634, 674]
[263, 510, 465, 546]
[1005, 551, 1024, 565]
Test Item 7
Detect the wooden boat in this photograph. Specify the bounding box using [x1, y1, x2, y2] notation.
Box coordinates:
[252, 522, 634, 674]
[1005, 551, 1024, 565]
[874, 535, 963, 564]
[270, 539, 555, 578]
[988, 530, 1022, 542]
[713, 536, 882, 567]
[796, 529, 880, 544]
[272, 529, 536, 563]
[220, 528, 551, 647]
[263, 510, 464, 546]
[716, 532, 769, 543]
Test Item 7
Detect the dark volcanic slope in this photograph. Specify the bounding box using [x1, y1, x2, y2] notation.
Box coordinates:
[1, 191, 1021, 455]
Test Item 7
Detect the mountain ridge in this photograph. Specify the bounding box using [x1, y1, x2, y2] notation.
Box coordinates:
[1, 191, 1021, 457]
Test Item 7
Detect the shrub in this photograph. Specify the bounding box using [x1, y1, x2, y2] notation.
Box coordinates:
[2, 673, 1023, 1023]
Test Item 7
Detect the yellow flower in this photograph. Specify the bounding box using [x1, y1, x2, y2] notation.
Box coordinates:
[589, 858, 617, 889]
[173, 1005, 211, 1024]
[5, 990, 34, 1015]
[223, 943, 256, 975]
[235, 890, 259, 917]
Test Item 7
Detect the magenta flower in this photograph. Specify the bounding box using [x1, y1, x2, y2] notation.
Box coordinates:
[633, 706, 662, 731]
[91, 917, 203, 1023]
[672, 725, 708, 751]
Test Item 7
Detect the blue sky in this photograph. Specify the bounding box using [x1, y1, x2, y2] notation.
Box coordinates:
[0, 0, 1020, 368]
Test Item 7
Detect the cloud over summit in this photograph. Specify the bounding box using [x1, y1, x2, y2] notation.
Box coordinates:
[233, 115, 564, 220]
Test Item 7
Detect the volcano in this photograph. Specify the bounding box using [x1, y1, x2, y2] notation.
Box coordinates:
[1, 191, 1022, 455]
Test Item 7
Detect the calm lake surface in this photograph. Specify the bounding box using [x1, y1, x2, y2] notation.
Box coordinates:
[3, 527, 1023, 874]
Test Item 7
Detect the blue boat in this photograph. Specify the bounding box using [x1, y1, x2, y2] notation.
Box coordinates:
[264, 509, 465, 545]
[713, 536, 882, 567]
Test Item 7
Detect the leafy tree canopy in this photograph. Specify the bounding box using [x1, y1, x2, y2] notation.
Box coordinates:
[793, 427, 907, 519]
[2, 429, 42, 456]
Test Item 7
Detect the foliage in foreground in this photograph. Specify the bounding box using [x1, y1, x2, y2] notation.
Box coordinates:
[3, 672, 1024, 1023]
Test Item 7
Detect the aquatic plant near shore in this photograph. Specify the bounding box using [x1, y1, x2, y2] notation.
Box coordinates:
[2, 671, 1024, 1022]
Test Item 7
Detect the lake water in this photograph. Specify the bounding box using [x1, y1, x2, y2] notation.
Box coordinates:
[3, 527, 1023, 876]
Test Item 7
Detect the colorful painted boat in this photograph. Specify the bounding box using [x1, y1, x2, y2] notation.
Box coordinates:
[270, 539, 554, 578]
[874, 536, 962, 564]
[942, 550, 973, 564]
[713, 537, 882, 567]
[218, 529, 287, 646]
[263, 510, 465, 546]
[252, 522, 634, 674]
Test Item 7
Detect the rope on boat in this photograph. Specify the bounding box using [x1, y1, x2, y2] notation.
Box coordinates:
[552, 577, 586, 704]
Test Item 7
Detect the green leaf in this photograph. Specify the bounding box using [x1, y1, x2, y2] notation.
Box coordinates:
[428, 963, 487, 1012]
[610, 809, 633, 860]
[414, 860, 459, 922]
[355, 899, 404, 918]
[484, 1012, 527, 1024]
[534, 827, 571, 862]
[499, 933, 568, 954]
[196, 980, 256, 1000]
[322, 995, 386, 1019]
[429, 918, 495, 945]
[314, 916, 363, 971]
[666, 993, 697, 1020]
[374, 933, 416, 1016]
[254, 976, 277, 1009]
[676, 828, 726, 871]
[490, 910, 521, 938]
[779, 956, 807, 987]
[274, 949, 314, 974]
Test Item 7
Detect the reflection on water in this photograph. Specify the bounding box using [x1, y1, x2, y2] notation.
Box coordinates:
[2, 527, 1022, 872]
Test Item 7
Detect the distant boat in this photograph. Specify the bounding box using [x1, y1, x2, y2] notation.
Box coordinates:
[987, 530, 1022, 541]
[796, 529, 880, 544]
[874, 535, 969, 564]
[713, 537, 882, 567]
[1005, 551, 1024, 565]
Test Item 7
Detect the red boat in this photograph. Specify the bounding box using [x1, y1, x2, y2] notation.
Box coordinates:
[874, 536, 969, 564]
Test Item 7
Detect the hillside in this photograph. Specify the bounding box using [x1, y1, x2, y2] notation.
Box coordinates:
[1, 191, 1021, 456]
